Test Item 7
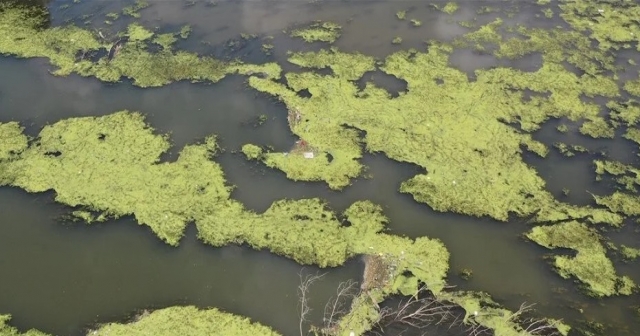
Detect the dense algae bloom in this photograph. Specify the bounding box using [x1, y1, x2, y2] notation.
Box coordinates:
[0, 111, 568, 335]
[0, 4, 281, 87]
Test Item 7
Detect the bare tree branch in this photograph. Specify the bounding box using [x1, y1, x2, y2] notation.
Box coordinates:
[298, 270, 327, 336]
[323, 279, 359, 332]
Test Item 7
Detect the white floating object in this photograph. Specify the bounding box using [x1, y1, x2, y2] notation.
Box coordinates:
[303, 152, 314, 159]
[597, 9, 604, 13]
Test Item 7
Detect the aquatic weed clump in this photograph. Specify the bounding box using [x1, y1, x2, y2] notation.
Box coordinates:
[0, 314, 48, 336]
[0, 111, 573, 336]
[248, 43, 622, 225]
[90, 306, 281, 336]
[558, 0, 640, 51]
[0, 5, 281, 87]
[0, 122, 28, 161]
[0, 3, 105, 75]
[290, 21, 342, 43]
[0, 111, 233, 246]
[526, 221, 636, 297]
[246, 48, 377, 189]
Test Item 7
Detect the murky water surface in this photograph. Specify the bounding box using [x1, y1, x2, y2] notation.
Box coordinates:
[1, 0, 639, 335]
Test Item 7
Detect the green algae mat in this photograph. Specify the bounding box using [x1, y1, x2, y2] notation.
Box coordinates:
[1, 0, 640, 335]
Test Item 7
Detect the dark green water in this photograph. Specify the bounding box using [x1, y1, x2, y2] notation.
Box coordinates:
[1, 0, 639, 335]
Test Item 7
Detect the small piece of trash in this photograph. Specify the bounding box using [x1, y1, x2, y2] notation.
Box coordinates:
[303, 152, 314, 159]
[597, 9, 604, 13]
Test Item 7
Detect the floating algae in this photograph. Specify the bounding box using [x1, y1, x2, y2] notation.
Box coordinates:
[526, 221, 636, 297]
[0, 315, 48, 336]
[0, 112, 567, 336]
[246, 44, 622, 225]
[0, 122, 28, 161]
[290, 21, 341, 43]
[620, 245, 640, 261]
[1, 306, 282, 336]
[607, 100, 640, 126]
[90, 306, 281, 336]
[554, 143, 589, 157]
[625, 78, 640, 101]
[1, 1, 638, 334]
[558, 0, 640, 51]
[244, 49, 375, 189]
[0, 5, 281, 87]
[0, 111, 235, 245]
[122, 0, 149, 18]
[437, 2, 459, 15]
[592, 159, 640, 213]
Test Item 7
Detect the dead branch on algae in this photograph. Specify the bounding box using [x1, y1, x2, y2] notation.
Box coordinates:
[323, 279, 360, 333]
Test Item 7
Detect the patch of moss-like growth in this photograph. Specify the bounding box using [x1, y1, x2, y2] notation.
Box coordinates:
[593, 160, 640, 201]
[579, 119, 615, 139]
[90, 306, 281, 336]
[526, 221, 636, 297]
[241, 144, 264, 159]
[439, 2, 459, 15]
[0, 111, 450, 269]
[0, 5, 281, 88]
[0, 111, 234, 245]
[179, 25, 192, 39]
[620, 245, 640, 260]
[437, 291, 571, 336]
[607, 100, 640, 126]
[290, 21, 341, 43]
[1, 111, 555, 336]
[0, 122, 28, 161]
[122, 0, 149, 18]
[594, 192, 640, 216]
[247, 44, 621, 224]
[152, 33, 178, 51]
[458, 21, 617, 76]
[558, 0, 640, 51]
[555, 143, 589, 157]
[0, 315, 48, 336]
[625, 78, 640, 97]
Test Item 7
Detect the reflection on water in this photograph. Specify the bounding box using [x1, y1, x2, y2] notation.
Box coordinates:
[1, 0, 640, 335]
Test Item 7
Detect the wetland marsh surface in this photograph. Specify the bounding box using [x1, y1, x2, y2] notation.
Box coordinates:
[1, 1, 640, 335]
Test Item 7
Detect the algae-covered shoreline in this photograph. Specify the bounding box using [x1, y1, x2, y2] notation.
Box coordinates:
[1, 0, 640, 335]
